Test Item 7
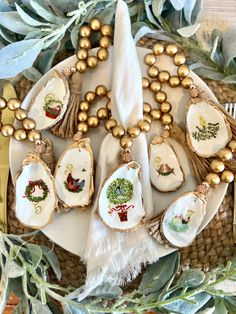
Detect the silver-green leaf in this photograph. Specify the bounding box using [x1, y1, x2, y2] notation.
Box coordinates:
[15, 3, 46, 26]
[41, 245, 61, 281]
[26, 243, 43, 267]
[178, 269, 205, 287]
[177, 23, 200, 37]
[6, 260, 25, 278]
[0, 11, 35, 34]
[30, 0, 67, 24]
[89, 282, 123, 298]
[152, 0, 166, 18]
[30, 297, 52, 314]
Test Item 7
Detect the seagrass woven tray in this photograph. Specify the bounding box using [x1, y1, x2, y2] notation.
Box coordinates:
[7, 37, 236, 289]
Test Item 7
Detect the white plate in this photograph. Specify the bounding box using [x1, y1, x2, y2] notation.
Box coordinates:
[10, 47, 228, 257]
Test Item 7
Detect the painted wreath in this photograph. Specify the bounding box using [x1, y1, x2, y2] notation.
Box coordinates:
[106, 178, 134, 205]
[24, 179, 49, 203]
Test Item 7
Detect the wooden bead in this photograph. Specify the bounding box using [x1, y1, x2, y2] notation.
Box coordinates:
[158, 71, 170, 83]
[88, 115, 99, 128]
[150, 109, 161, 120]
[127, 126, 140, 138]
[97, 107, 109, 120]
[100, 36, 110, 49]
[112, 125, 125, 138]
[177, 64, 190, 78]
[105, 119, 117, 132]
[153, 43, 164, 56]
[85, 91, 96, 102]
[78, 111, 88, 122]
[165, 44, 178, 56]
[7, 98, 21, 111]
[22, 117, 36, 130]
[148, 66, 158, 78]
[77, 49, 88, 60]
[120, 136, 133, 149]
[101, 24, 112, 36]
[80, 25, 91, 37]
[150, 81, 161, 92]
[169, 76, 180, 87]
[206, 173, 220, 186]
[181, 77, 193, 88]
[221, 170, 234, 183]
[14, 108, 27, 120]
[97, 48, 109, 61]
[14, 128, 27, 141]
[210, 159, 225, 173]
[79, 101, 89, 111]
[138, 120, 151, 132]
[161, 113, 172, 125]
[77, 122, 88, 134]
[218, 148, 233, 161]
[95, 85, 107, 96]
[229, 140, 236, 153]
[143, 102, 151, 113]
[79, 38, 91, 49]
[145, 53, 156, 66]
[87, 56, 98, 68]
[0, 97, 6, 110]
[90, 18, 101, 31]
[28, 129, 41, 142]
[1, 124, 14, 137]
[142, 77, 150, 89]
[106, 101, 112, 110]
[76, 60, 87, 73]
[174, 53, 186, 66]
[161, 102, 172, 113]
[155, 91, 167, 103]
[143, 114, 152, 124]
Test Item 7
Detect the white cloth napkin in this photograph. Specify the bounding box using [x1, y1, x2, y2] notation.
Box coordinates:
[71, 0, 161, 300]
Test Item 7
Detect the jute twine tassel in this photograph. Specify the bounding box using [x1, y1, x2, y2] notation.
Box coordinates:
[34, 137, 55, 173]
[50, 71, 82, 138]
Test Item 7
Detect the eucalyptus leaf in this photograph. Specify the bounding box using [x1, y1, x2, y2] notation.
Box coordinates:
[152, 0, 166, 18]
[0, 26, 16, 43]
[48, 0, 81, 13]
[0, 276, 10, 313]
[191, 0, 203, 24]
[15, 3, 46, 26]
[0, 39, 43, 78]
[222, 28, 236, 67]
[63, 301, 88, 314]
[0, 11, 35, 34]
[194, 68, 225, 80]
[41, 245, 61, 281]
[89, 282, 123, 298]
[6, 260, 25, 278]
[30, 0, 67, 24]
[177, 23, 200, 37]
[210, 36, 222, 65]
[0, 0, 12, 12]
[170, 0, 186, 10]
[43, 32, 64, 49]
[25, 29, 49, 40]
[30, 297, 52, 314]
[144, 0, 160, 27]
[26, 243, 43, 267]
[70, 24, 80, 49]
[0, 236, 8, 255]
[178, 269, 205, 288]
[38, 43, 60, 74]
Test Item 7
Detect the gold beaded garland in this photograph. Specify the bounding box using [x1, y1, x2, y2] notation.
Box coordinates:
[160, 102, 171, 113]
[14, 129, 27, 141]
[169, 76, 180, 87]
[22, 118, 36, 130]
[14, 108, 27, 120]
[0, 97, 7, 109]
[76, 60, 87, 73]
[77, 49, 88, 60]
[221, 170, 234, 183]
[77, 122, 88, 134]
[78, 111, 88, 122]
[88, 115, 100, 128]
[79, 101, 90, 111]
[90, 18, 101, 31]
[80, 25, 91, 37]
[95, 85, 107, 96]
[105, 119, 117, 132]
[145, 54, 156, 66]
[97, 48, 109, 61]
[148, 66, 159, 78]
[229, 140, 236, 153]
[97, 108, 109, 120]
[177, 64, 190, 78]
[1, 124, 14, 137]
[7, 98, 21, 111]
[155, 91, 167, 103]
[27, 130, 41, 142]
[101, 24, 112, 36]
[173, 53, 186, 66]
[142, 77, 150, 89]
[150, 81, 161, 92]
[87, 56, 98, 68]
[138, 120, 151, 132]
[127, 126, 141, 138]
[100, 36, 111, 49]
[218, 148, 233, 161]
[158, 71, 170, 83]
[206, 173, 221, 186]
[120, 136, 133, 149]
[153, 43, 164, 55]
[112, 126, 125, 138]
[210, 159, 225, 173]
[165, 44, 178, 56]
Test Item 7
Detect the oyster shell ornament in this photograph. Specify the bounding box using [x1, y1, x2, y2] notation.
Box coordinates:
[149, 137, 184, 192]
[54, 133, 94, 209]
[15, 153, 57, 229]
[28, 70, 70, 130]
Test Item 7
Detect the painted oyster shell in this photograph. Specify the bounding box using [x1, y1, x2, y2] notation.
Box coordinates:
[28, 70, 70, 130]
[98, 161, 145, 231]
[54, 138, 94, 209]
[162, 192, 206, 247]
[186, 99, 232, 157]
[149, 138, 184, 192]
[15, 153, 57, 229]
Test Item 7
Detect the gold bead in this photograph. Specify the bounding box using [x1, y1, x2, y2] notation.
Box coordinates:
[87, 56, 98, 68]
[148, 66, 158, 78]
[218, 148, 233, 161]
[155, 91, 167, 103]
[210, 159, 225, 173]
[169, 76, 180, 87]
[22, 117, 36, 130]
[221, 170, 234, 183]
[88, 115, 99, 128]
[14, 128, 27, 141]
[97, 107, 109, 120]
[80, 25, 91, 37]
[127, 126, 140, 138]
[79, 101, 89, 111]
[161, 113, 173, 125]
[206, 173, 221, 186]
[165, 44, 178, 56]
[7, 98, 21, 111]
[229, 140, 236, 153]
[97, 48, 109, 61]
[95, 85, 107, 96]
[77, 122, 88, 134]
[106, 101, 112, 110]
[142, 77, 150, 89]
[161, 102, 172, 113]
[75, 60, 87, 73]
[181, 77, 193, 89]
[153, 43, 164, 56]
[85, 91, 96, 102]
[177, 64, 190, 78]
[14, 108, 27, 120]
[1, 124, 14, 137]
[158, 71, 170, 83]
[143, 114, 152, 124]
[79, 38, 91, 49]
[120, 136, 133, 149]
[105, 119, 117, 132]
[27, 129, 41, 142]
[0, 97, 6, 110]
[101, 24, 112, 36]
[78, 111, 88, 122]
[150, 109, 161, 120]
[77, 48, 88, 60]
[145, 53, 156, 66]
[112, 125, 125, 138]
[143, 102, 151, 113]
[90, 18, 101, 31]
[138, 120, 151, 132]
[173, 53, 186, 66]
[100, 36, 111, 49]
[107, 90, 112, 99]
[150, 81, 161, 92]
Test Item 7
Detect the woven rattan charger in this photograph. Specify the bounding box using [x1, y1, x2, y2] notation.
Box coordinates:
[7, 37, 236, 289]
